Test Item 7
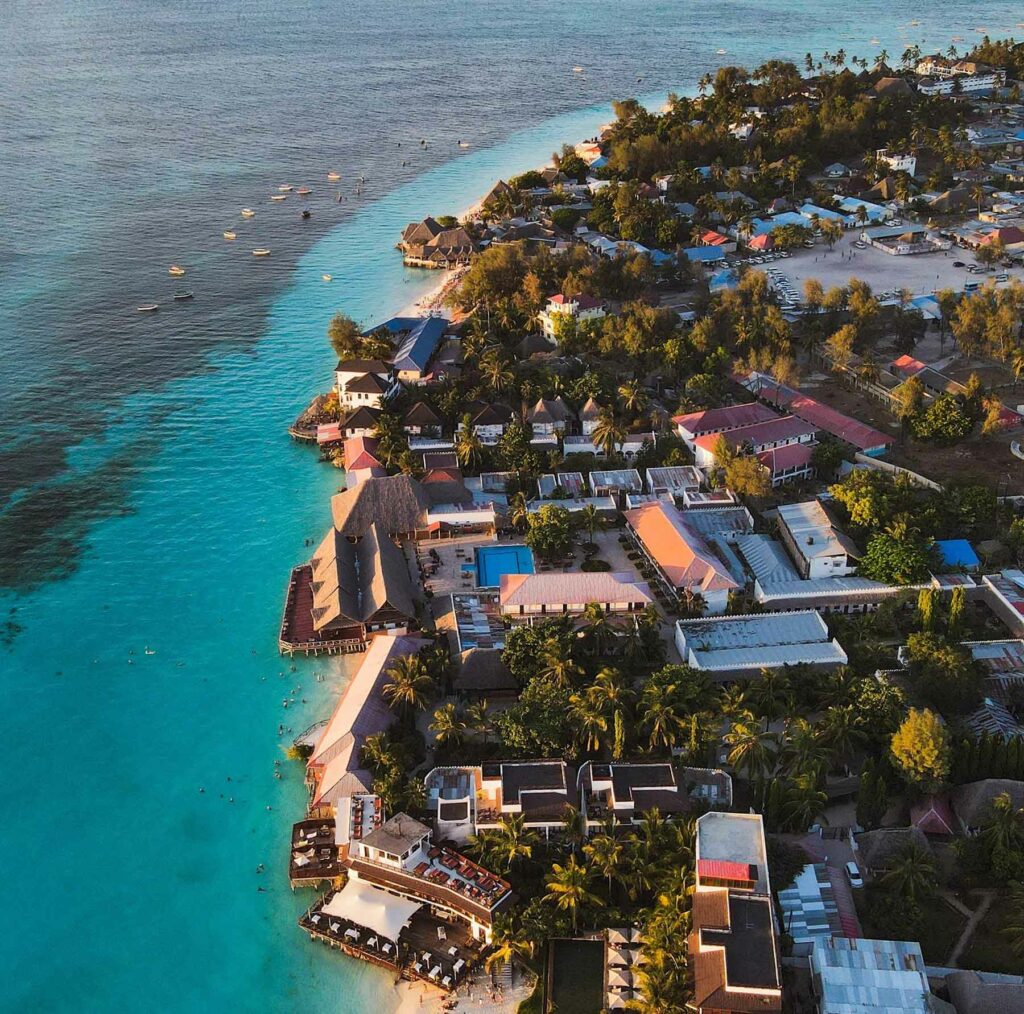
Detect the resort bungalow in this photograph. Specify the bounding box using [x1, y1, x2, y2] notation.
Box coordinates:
[623, 500, 738, 613]
[398, 218, 474, 268]
[335, 405, 381, 440]
[688, 812, 781, 1014]
[526, 396, 574, 444]
[330, 474, 431, 540]
[579, 396, 604, 436]
[497, 571, 654, 623]
[776, 501, 859, 579]
[402, 401, 444, 437]
[674, 403, 779, 450]
[674, 611, 848, 681]
[335, 358, 398, 409]
[459, 402, 514, 444]
[537, 292, 607, 340]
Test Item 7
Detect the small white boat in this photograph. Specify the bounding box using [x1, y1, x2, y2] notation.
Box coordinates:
[168, 264, 186, 276]
[278, 184, 293, 192]
[270, 194, 287, 201]
[327, 172, 341, 181]
[173, 291, 194, 301]
[322, 274, 332, 282]
[223, 230, 236, 240]
[716, 48, 727, 55]
[572, 66, 583, 73]
[241, 208, 256, 218]
[871, 38, 880, 45]
[458, 141, 470, 149]
[252, 248, 271, 257]
[137, 304, 159, 312]
[296, 186, 311, 196]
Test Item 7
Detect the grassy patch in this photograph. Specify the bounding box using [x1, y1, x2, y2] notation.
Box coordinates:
[547, 938, 605, 1014]
[959, 892, 1023, 974]
[855, 888, 966, 964]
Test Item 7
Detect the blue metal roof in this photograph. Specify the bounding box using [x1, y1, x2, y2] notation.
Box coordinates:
[935, 539, 980, 570]
[682, 246, 726, 262]
[370, 316, 448, 373]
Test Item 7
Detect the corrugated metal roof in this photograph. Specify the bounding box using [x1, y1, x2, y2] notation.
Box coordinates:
[689, 641, 847, 672]
[737, 534, 799, 586]
[677, 609, 829, 651]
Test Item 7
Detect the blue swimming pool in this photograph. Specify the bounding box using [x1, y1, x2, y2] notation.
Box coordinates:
[476, 544, 535, 588]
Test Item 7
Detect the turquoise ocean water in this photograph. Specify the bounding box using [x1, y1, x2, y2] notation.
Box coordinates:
[3, 3, 1024, 1011]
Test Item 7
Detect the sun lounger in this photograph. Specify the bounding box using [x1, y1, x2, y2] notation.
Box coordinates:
[330, 922, 340, 933]
[429, 966, 442, 980]
[442, 976, 452, 988]
[447, 945, 458, 957]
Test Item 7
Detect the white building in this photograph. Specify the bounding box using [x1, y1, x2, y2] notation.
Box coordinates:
[776, 500, 859, 579]
[876, 149, 917, 177]
[537, 292, 606, 339]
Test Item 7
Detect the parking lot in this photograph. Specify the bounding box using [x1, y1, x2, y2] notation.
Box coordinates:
[756, 230, 1024, 302]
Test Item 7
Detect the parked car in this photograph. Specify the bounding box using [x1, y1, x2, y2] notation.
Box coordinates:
[845, 861, 864, 889]
[953, 261, 965, 267]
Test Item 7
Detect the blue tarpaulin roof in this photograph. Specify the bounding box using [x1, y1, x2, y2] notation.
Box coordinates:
[682, 246, 726, 262]
[935, 539, 980, 570]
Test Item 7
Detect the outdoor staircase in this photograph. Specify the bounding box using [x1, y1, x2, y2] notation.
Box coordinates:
[491, 958, 513, 990]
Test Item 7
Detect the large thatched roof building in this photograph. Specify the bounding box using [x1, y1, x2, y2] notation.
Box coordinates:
[330, 474, 431, 539]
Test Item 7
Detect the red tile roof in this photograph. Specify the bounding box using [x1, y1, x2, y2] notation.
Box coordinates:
[693, 416, 816, 454]
[624, 501, 738, 594]
[674, 402, 779, 435]
[756, 442, 814, 474]
[698, 858, 757, 882]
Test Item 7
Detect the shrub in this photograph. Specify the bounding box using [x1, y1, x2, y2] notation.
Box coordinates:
[581, 558, 611, 572]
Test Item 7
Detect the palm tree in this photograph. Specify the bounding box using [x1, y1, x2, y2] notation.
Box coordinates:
[544, 854, 604, 934]
[817, 705, 863, 768]
[484, 915, 535, 973]
[480, 348, 514, 393]
[581, 602, 617, 658]
[880, 842, 937, 901]
[784, 774, 828, 831]
[429, 701, 466, 747]
[507, 491, 529, 533]
[490, 814, 540, 872]
[980, 792, 1024, 853]
[583, 833, 624, 899]
[747, 667, 792, 722]
[455, 413, 484, 469]
[538, 642, 582, 687]
[618, 379, 648, 419]
[561, 802, 587, 854]
[466, 698, 492, 745]
[592, 407, 627, 458]
[359, 731, 396, 774]
[640, 681, 685, 751]
[569, 689, 608, 752]
[724, 715, 778, 786]
[779, 717, 833, 784]
[578, 503, 604, 545]
[381, 655, 434, 714]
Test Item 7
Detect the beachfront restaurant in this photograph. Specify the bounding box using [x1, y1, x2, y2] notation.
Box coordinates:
[300, 878, 478, 991]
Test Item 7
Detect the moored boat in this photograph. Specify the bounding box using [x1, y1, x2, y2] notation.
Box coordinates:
[322, 274, 332, 282]
[278, 184, 293, 192]
[223, 230, 237, 240]
[173, 291, 194, 301]
[137, 303, 159, 312]
[168, 264, 186, 276]
[327, 172, 341, 181]
[296, 186, 311, 196]
[252, 248, 271, 257]
[241, 208, 256, 218]
[270, 194, 287, 201]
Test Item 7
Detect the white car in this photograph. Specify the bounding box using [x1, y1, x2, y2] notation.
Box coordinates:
[845, 861, 864, 889]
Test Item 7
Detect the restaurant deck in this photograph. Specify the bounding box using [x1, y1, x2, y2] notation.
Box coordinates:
[290, 818, 343, 887]
[279, 565, 366, 656]
[300, 893, 481, 991]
